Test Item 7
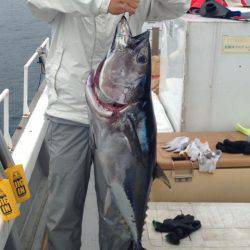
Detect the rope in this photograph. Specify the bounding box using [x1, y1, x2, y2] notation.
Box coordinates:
[36, 48, 46, 90]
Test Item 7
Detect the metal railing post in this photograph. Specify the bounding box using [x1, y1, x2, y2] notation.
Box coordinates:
[0, 89, 13, 149]
[45, 37, 50, 54]
[23, 65, 30, 117]
[22, 37, 50, 118]
[0, 38, 50, 148]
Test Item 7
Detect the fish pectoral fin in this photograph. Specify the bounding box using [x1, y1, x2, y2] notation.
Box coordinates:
[104, 188, 112, 215]
[124, 115, 145, 168]
[153, 164, 171, 189]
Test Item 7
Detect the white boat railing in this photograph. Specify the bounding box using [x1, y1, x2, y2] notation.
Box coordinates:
[0, 38, 50, 250]
[23, 37, 50, 117]
[0, 37, 50, 150]
[0, 89, 12, 149]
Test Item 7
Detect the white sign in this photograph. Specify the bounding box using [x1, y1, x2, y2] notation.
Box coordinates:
[222, 36, 250, 53]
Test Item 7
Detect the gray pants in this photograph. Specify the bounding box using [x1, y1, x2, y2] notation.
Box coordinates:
[46, 116, 92, 250]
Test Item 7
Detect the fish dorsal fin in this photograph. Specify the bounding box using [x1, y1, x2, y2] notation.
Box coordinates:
[123, 114, 146, 168]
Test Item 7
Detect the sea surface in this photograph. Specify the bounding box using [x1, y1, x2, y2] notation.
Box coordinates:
[0, 0, 49, 135]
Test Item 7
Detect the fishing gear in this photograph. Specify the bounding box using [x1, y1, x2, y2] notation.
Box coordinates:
[36, 46, 46, 90]
[0, 161, 20, 221]
[0, 132, 30, 203]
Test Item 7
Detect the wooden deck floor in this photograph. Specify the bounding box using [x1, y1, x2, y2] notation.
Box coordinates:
[81, 170, 250, 250]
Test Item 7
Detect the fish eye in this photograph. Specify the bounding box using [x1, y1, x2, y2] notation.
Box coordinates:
[137, 55, 147, 64]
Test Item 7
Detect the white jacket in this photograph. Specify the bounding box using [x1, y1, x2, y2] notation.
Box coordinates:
[27, 0, 188, 124]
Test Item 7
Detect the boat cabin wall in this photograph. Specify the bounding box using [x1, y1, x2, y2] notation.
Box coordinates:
[159, 15, 250, 132]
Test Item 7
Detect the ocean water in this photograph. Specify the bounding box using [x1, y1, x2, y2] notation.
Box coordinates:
[0, 0, 49, 135]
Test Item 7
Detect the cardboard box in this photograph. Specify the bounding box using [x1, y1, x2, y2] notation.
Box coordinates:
[150, 132, 250, 202]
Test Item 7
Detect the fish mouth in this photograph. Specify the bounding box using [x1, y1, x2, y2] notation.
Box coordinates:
[93, 71, 128, 113]
[86, 72, 132, 119]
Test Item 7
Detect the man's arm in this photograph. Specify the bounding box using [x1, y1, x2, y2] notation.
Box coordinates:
[27, 0, 138, 22]
[129, 0, 188, 35]
[26, 1, 58, 23]
[146, 0, 189, 21]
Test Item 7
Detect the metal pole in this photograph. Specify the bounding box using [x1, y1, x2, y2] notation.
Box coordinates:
[3, 90, 12, 149]
[152, 27, 160, 56]
[0, 89, 12, 149]
[45, 37, 50, 55]
[0, 131, 14, 169]
[23, 65, 30, 117]
[22, 38, 49, 118]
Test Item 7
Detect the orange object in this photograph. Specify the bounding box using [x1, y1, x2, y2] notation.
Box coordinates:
[0, 179, 20, 221]
[152, 55, 160, 77]
[5, 165, 31, 203]
[190, 0, 228, 9]
[241, 0, 250, 7]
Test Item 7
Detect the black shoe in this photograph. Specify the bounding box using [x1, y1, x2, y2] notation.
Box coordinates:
[152, 214, 195, 233]
[166, 220, 201, 245]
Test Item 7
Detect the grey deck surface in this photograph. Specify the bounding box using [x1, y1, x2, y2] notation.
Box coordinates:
[81, 169, 250, 250]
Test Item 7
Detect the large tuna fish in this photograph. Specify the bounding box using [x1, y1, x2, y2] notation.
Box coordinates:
[86, 16, 170, 250]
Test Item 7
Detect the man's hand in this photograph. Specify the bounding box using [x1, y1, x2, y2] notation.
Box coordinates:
[108, 0, 138, 15]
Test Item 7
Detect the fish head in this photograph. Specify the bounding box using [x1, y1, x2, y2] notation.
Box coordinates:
[96, 16, 150, 106]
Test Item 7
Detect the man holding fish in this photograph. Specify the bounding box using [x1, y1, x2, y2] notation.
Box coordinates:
[27, 0, 188, 249]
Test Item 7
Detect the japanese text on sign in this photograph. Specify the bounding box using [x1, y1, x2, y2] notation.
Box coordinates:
[222, 36, 250, 53]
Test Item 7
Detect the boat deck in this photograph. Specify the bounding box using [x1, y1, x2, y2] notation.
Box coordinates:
[81, 170, 250, 250]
